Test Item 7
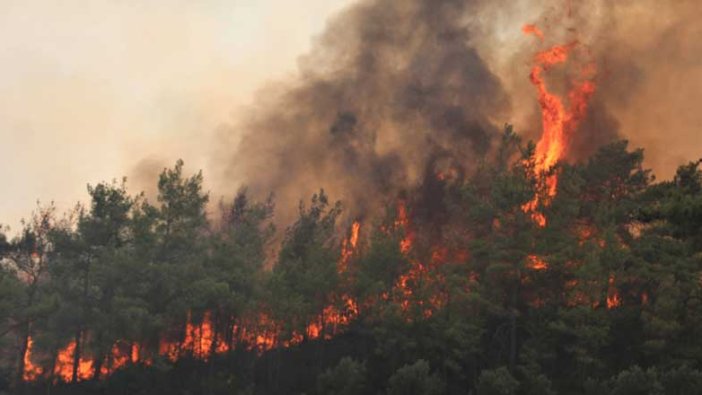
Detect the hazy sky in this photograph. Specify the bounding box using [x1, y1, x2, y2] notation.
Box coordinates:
[1, 0, 700, 234]
[0, 0, 352, 232]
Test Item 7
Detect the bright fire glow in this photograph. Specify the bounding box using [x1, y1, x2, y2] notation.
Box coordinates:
[526, 255, 548, 271]
[522, 24, 597, 226]
[22, 337, 43, 381]
[607, 274, 621, 309]
[54, 340, 94, 382]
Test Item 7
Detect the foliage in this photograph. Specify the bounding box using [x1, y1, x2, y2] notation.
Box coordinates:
[476, 367, 519, 395]
[316, 357, 366, 395]
[386, 359, 445, 395]
[1, 142, 701, 395]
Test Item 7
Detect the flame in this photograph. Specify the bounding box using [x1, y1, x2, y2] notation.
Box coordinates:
[606, 274, 621, 309]
[54, 340, 94, 382]
[159, 336, 181, 362]
[391, 202, 455, 318]
[131, 343, 140, 363]
[239, 313, 279, 351]
[522, 24, 597, 226]
[339, 221, 361, 272]
[396, 201, 415, 253]
[20, 218, 388, 383]
[522, 24, 544, 41]
[526, 255, 548, 271]
[307, 220, 363, 340]
[22, 337, 43, 381]
[182, 312, 216, 360]
[100, 342, 133, 376]
[159, 312, 231, 362]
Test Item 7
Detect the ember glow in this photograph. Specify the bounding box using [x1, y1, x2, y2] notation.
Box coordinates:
[526, 255, 548, 271]
[607, 274, 621, 309]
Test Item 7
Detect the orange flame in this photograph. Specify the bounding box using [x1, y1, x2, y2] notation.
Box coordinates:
[340, 221, 361, 272]
[606, 274, 621, 309]
[53, 340, 93, 382]
[22, 337, 43, 381]
[522, 24, 597, 226]
[526, 255, 548, 271]
[522, 24, 544, 41]
[396, 201, 415, 253]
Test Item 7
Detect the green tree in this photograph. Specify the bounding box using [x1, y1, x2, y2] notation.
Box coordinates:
[476, 367, 519, 395]
[269, 190, 341, 340]
[386, 359, 444, 395]
[48, 180, 135, 381]
[4, 205, 58, 390]
[632, 160, 702, 366]
[139, 160, 210, 354]
[609, 366, 662, 395]
[316, 357, 366, 395]
[203, 189, 275, 351]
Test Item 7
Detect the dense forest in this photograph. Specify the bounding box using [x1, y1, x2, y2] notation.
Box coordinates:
[2, 130, 702, 395]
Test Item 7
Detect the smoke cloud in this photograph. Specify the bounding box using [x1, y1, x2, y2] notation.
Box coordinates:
[222, 0, 511, 224]
[221, 0, 702, 224]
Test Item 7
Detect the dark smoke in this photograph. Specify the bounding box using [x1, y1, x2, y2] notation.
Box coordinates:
[221, 0, 510, 224]
[216, 0, 702, 226]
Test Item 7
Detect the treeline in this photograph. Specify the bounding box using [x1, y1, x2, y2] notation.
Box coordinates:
[1, 131, 702, 394]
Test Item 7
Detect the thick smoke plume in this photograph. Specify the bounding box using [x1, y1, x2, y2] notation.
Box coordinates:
[218, 0, 702, 223]
[221, 0, 510, 224]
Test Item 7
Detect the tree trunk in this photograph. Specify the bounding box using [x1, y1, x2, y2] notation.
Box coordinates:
[228, 317, 237, 351]
[71, 330, 82, 383]
[15, 323, 31, 394]
[209, 310, 220, 357]
[92, 331, 106, 381]
[73, 260, 91, 383]
[508, 278, 519, 372]
[46, 349, 57, 395]
[17, 276, 38, 393]
[93, 352, 104, 381]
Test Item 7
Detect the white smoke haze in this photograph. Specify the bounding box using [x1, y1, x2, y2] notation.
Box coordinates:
[0, 0, 352, 232]
[1, 0, 700, 232]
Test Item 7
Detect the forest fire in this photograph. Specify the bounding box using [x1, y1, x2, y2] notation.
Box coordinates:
[0, 0, 702, 395]
[18, 21, 606, 384]
[21, 219, 368, 383]
[9, 0, 701, 392]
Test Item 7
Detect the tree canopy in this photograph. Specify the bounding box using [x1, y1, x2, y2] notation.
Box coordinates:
[1, 136, 701, 395]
